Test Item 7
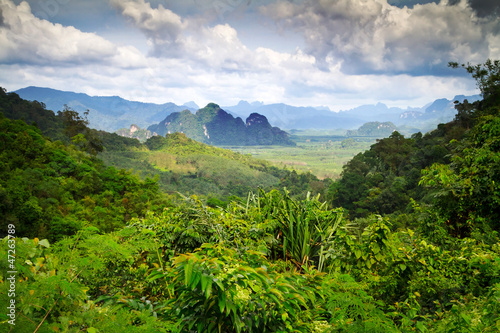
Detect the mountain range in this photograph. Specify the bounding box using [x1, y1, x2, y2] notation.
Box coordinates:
[14, 86, 196, 132]
[14, 86, 481, 135]
[224, 95, 481, 133]
[147, 103, 296, 146]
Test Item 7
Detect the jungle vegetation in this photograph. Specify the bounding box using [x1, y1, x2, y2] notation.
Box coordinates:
[0, 60, 499, 332]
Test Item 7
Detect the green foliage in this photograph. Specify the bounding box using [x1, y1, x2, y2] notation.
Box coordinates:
[0, 114, 165, 241]
[102, 132, 326, 200]
[2, 59, 500, 333]
[252, 189, 343, 271]
[329, 128, 457, 219]
[346, 121, 397, 138]
[0, 230, 174, 332]
[163, 244, 311, 333]
[102, 133, 282, 198]
[0, 88, 66, 142]
[419, 60, 500, 238]
[148, 104, 295, 146]
[450, 59, 500, 107]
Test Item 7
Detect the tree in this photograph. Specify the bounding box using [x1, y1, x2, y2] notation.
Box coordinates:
[420, 60, 500, 237]
[449, 59, 500, 108]
[57, 105, 103, 156]
[58, 105, 89, 138]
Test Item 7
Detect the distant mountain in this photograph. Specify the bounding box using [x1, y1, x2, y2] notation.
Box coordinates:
[346, 121, 398, 138]
[225, 94, 481, 133]
[115, 124, 154, 142]
[14, 86, 481, 135]
[225, 101, 363, 130]
[14, 86, 196, 132]
[396, 94, 481, 133]
[182, 101, 200, 109]
[339, 102, 411, 124]
[148, 103, 295, 146]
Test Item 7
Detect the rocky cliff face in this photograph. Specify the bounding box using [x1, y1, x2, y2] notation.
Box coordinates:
[115, 124, 155, 142]
[147, 104, 295, 146]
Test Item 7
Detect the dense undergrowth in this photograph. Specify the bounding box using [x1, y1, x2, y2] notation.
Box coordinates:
[1, 60, 500, 332]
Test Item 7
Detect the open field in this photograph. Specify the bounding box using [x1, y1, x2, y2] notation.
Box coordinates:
[223, 135, 377, 179]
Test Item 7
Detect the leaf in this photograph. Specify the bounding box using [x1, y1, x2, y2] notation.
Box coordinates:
[201, 274, 210, 294]
[416, 321, 426, 332]
[214, 278, 225, 292]
[218, 292, 226, 313]
[204, 279, 213, 299]
[460, 313, 471, 325]
[38, 239, 50, 248]
[185, 261, 193, 287]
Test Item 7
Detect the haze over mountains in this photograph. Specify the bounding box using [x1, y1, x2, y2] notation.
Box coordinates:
[14, 86, 197, 132]
[15, 86, 480, 135]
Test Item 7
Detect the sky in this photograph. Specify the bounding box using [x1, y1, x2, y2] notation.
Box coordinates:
[1, 0, 499, 111]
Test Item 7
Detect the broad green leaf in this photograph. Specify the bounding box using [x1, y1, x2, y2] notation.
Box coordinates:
[218, 292, 226, 313]
[185, 261, 193, 286]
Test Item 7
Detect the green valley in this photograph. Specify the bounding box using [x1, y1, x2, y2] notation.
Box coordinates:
[0, 59, 499, 333]
[223, 136, 375, 179]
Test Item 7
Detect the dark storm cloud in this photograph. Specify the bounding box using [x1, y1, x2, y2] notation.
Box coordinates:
[261, 0, 500, 76]
[447, 0, 500, 18]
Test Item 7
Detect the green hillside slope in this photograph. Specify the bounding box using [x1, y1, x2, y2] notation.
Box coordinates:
[0, 88, 325, 206]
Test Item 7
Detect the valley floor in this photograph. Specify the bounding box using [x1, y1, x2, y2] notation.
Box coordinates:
[224, 136, 375, 179]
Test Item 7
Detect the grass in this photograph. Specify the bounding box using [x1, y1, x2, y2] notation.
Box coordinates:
[223, 135, 376, 179]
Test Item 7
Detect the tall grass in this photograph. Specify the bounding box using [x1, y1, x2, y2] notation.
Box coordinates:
[251, 189, 343, 272]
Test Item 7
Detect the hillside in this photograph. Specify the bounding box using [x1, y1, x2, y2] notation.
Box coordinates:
[14, 86, 196, 132]
[147, 103, 296, 146]
[346, 121, 398, 138]
[0, 88, 323, 203]
[99, 131, 324, 200]
[0, 113, 166, 242]
[0, 60, 499, 332]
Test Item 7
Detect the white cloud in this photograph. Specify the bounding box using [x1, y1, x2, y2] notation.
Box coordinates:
[111, 0, 257, 71]
[260, 0, 499, 75]
[0, 0, 145, 67]
[109, 0, 187, 56]
[0, 0, 482, 114]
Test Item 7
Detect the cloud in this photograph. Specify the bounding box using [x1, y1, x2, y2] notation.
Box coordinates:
[260, 0, 500, 75]
[451, 0, 500, 18]
[0, 0, 482, 113]
[111, 0, 257, 71]
[109, 0, 187, 57]
[0, 0, 145, 67]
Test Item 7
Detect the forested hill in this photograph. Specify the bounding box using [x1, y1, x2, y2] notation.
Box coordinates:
[0, 61, 500, 332]
[0, 110, 166, 242]
[99, 131, 321, 200]
[0, 88, 325, 241]
[147, 103, 296, 146]
[14, 86, 196, 132]
[329, 60, 500, 236]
